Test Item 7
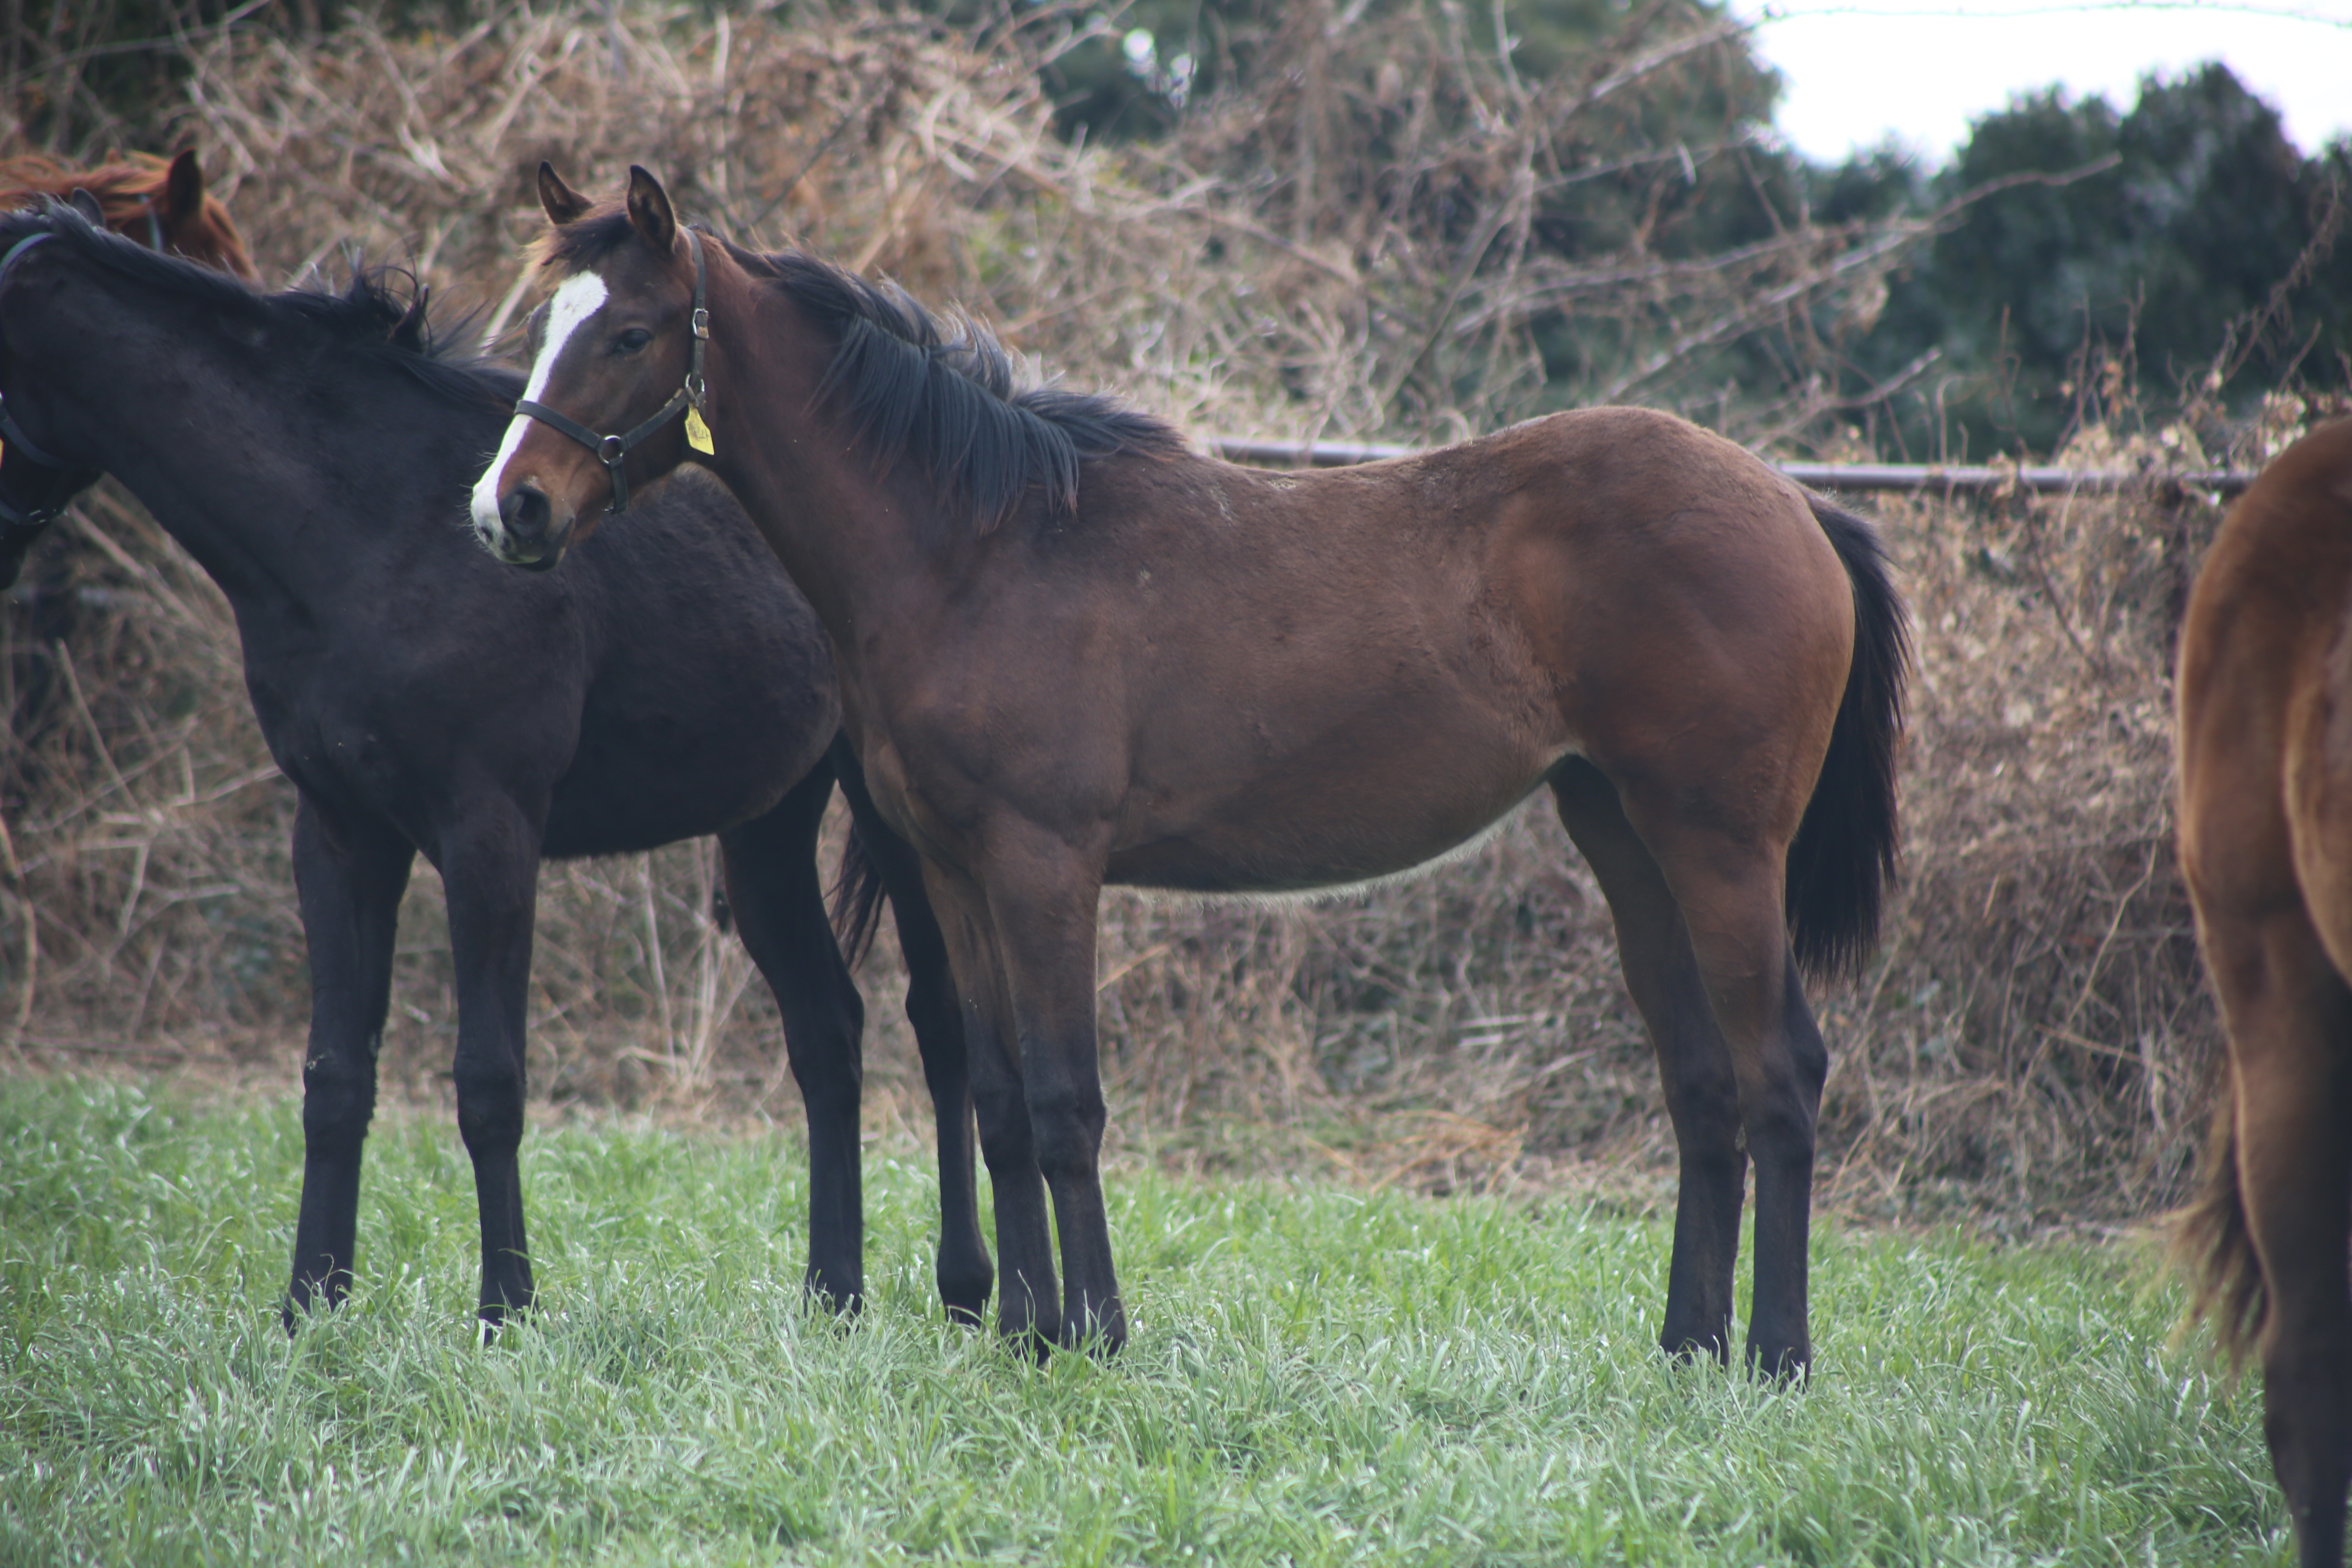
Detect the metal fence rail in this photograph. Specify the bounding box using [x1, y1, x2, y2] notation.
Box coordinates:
[1207, 436, 2259, 498]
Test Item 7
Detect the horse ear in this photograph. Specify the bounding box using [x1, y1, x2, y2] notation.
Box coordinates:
[67, 188, 103, 227]
[624, 165, 677, 255]
[537, 162, 593, 226]
[164, 148, 205, 223]
[390, 285, 430, 351]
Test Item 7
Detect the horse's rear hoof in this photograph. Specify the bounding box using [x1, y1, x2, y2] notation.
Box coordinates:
[282, 1272, 350, 1336]
[476, 1290, 536, 1343]
[1062, 1303, 1128, 1359]
[1746, 1339, 1812, 1383]
[1659, 1328, 1732, 1368]
[1005, 1327, 1054, 1365]
[802, 1272, 864, 1321]
[997, 1310, 1058, 1364]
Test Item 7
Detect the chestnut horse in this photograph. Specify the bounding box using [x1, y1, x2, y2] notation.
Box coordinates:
[0, 200, 989, 1332]
[473, 166, 1907, 1375]
[0, 149, 254, 279]
[2176, 416, 2352, 1566]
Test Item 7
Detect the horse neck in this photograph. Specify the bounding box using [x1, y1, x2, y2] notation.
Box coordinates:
[77, 339, 483, 626]
[697, 275, 955, 642]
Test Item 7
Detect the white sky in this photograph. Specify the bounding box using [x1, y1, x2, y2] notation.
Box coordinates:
[1728, 0, 2352, 166]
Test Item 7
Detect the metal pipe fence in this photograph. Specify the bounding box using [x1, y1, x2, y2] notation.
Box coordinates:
[1207, 436, 2258, 498]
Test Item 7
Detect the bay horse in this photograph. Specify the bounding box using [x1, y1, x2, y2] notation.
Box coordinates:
[2176, 415, 2352, 1566]
[0, 200, 992, 1331]
[0, 149, 255, 279]
[472, 165, 1906, 1375]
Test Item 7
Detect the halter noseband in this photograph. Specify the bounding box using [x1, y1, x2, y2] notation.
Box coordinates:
[512, 227, 710, 514]
[0, 228, 97, 534]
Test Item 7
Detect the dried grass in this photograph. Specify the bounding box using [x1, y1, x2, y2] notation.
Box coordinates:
[0, 3, 2310, 1224]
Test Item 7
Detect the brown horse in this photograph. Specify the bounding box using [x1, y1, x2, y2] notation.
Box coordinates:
[470, 165, 1906, 1376]
[0, 149, 255, 280]
[2176, 416, 2352, 1567]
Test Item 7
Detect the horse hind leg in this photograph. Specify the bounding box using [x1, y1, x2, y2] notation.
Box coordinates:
[717, 762, 868, 1313]
[2214, 880, 2352, 1564]
[1557, 757, 1828, 1377]
[1551, 760, 1745, 1365]
[284, 799, 412, 1329]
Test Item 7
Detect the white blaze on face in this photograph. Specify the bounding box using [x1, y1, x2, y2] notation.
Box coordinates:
[469, 269, 609, 538]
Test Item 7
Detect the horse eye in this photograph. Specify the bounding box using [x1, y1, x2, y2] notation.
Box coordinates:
[612, 328, 653, 356]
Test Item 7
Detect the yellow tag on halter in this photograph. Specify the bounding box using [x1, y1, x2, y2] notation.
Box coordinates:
[684, 406, 715, 455]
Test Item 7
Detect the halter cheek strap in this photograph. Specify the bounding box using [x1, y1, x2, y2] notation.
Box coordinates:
[513, 226, 709, 514]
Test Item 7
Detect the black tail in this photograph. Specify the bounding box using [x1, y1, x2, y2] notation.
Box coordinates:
[2171, 1069, 2265, 1371]
[828, 820, 891, 969]
[1784, 494, 1910, 980]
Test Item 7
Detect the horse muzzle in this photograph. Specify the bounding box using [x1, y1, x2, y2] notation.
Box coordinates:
[477, 483, 571, 572]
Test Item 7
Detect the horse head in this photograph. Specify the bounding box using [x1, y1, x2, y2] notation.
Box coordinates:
[0, 148, 256, 282]
[470, 163, 710, 572]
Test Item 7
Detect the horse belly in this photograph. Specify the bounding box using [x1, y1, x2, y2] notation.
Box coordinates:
[1104, 734, 1568, 896]
[541, 686, 832, 857]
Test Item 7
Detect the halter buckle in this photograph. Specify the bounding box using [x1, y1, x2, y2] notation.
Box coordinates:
[691, 307, 710, 341]
[597, 434, 626, 466]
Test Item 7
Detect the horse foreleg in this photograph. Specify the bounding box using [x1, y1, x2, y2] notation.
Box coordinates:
[1553, 761, 1743, 1364]
[284, 799, 412, 1329]
[2209, 909, 2352, 1567]
[977, 836, 1122, 1355]
[439, 803, 544, 1330]
[925, 861, 1059, 1353]
[719, 764, 867, 1313]
[832, 743, 991, 1324]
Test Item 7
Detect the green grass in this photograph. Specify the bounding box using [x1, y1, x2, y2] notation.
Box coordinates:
[0, 1076, 2284, 1566]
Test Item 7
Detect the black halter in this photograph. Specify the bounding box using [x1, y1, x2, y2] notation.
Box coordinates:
[0, 229, 98, 535]
[512, 226, 710, 514]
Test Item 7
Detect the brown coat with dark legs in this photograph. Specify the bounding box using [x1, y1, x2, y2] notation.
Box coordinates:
[2176, 416, 2352, 1567]
[473, 165, 1907, 1376]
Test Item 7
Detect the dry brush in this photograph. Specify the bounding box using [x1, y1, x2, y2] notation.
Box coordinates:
[0, 2, 2310, 1223]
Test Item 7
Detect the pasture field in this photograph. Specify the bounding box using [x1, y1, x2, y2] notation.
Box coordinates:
[0, 1075, 2280, 1566]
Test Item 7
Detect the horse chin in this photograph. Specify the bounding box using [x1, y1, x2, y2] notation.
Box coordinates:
[471, 518, 562, 572]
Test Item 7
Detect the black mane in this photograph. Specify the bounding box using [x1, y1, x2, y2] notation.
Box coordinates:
[543, 209, 1181, 530]
[0, 203, 519, 410]
[748, 244, 1182, 530]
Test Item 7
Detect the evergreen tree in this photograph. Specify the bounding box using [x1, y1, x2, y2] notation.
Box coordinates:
[1832, 65, 2350, 458]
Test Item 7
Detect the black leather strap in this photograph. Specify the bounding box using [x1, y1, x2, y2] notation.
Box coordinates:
[0, 391, 69, 472]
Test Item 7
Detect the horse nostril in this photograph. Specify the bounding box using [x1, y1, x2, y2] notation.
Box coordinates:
[499, 486, 551, 542]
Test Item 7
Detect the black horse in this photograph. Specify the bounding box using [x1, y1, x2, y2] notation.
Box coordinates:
[0, 202, 995, 1330]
